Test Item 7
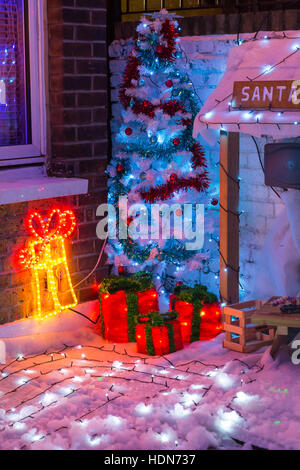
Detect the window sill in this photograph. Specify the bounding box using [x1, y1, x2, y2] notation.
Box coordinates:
[0, 172, 89, 205]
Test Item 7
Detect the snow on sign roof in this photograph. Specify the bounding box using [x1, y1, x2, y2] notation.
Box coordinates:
[193, 32, 300, 144]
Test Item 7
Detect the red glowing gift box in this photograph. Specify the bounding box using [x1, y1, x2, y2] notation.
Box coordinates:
[136, 311, 183, 356]
[98, 273, 158, 343]
[170, 284, 222, 344]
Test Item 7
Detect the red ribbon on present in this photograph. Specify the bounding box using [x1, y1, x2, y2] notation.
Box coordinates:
[17, 209, 76, 269]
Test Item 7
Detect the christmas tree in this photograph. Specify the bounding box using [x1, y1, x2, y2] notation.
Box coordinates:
[107, 9, 219, 306]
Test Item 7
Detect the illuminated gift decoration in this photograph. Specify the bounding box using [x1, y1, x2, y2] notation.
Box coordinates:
[17, 209, 77, 319]
[136, 311, 183, 356]
[170, 294, 222, 344]
[99, 288, 159, 343]
[98, 273, 159, 343]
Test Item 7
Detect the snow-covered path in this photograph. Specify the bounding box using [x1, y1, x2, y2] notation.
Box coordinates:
[0, 305, 300, 450]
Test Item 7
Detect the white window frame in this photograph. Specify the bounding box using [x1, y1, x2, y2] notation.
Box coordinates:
[0, 0, 46, 167]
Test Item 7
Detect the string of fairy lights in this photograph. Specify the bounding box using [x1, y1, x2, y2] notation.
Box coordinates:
[193, 32, 300, 302]
[198, 34, 300, 129]
[0, 344, 265, 449]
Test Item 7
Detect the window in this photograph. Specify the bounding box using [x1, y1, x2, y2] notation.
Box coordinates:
[0, 0, 45, 167]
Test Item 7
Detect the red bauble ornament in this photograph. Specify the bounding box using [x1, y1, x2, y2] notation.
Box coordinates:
[176, 281, 183, 286]
[118, 266, 125, 275]
[156, 45, 164, 54]
[211, 198, 219, 206]
[170, 173, 178, 182]
[166, 80, 173, 88]
[173, 138, 180, 146]
[117, 163, 124, 173]
[125, 127, 132, 136]
[127, 216, 133, 226]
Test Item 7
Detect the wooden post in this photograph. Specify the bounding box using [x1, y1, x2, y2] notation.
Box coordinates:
[219, 131, 240, 305]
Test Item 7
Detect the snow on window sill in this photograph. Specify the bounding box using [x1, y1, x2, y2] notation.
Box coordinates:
[0, 167, 89, 205]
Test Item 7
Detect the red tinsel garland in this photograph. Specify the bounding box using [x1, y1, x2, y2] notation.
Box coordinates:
[118, 17, 210, 204]
[160, 99, 186, 117]
[118, 20, 183, 120]
[157, 19, 178, 61]
[140, 173, 210, 204]
[119, 54, 141, 109]
[119, 57, 186, 119]
[191, 142, 207, 169]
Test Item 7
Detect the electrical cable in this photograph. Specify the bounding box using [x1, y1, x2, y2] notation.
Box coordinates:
[72, 233, 109, 290]
[69, 308, 100, 325]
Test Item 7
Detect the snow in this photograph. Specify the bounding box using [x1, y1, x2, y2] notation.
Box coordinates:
[193, 31, 300, 144]
[0, 301, 300, 450]
[253, 189, 300, 299]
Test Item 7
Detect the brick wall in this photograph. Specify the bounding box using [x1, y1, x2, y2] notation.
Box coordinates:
[46, 0, 110, 300]
[109, 35, 289, 299]
[0, 0, 109, 325]
[115, 8, 300, 39]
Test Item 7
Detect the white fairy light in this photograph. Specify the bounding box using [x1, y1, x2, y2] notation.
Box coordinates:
[159, 432, 170, 443]
[41, 392, 57, 407]
[243, 111, 252, 120]
[204, 111, 213, 120]
[135, 403, 153, 416]
[112, 361, 123, 369]
[73, 376, 84, 383]
[182, 392, 201, 407]
[17, 377, 28, 385]
[263, 64, 272, 74]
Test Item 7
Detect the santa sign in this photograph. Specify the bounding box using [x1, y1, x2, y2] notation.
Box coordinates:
[232, 80, 300, 110]
[0, 80, 5, 105]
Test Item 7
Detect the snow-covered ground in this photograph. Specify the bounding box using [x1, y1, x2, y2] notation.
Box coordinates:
[0, 301, 300, 450]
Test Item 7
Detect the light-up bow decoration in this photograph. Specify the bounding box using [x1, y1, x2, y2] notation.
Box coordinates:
[17, 209, 78, 319]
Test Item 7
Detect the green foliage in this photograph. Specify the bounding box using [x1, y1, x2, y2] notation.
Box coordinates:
[126, 292, 139, 342]
[99, 272, 154, 295]
[174, 283, 218, 305]
[138, 311, 178, 326]
[98, 296, 106, 338]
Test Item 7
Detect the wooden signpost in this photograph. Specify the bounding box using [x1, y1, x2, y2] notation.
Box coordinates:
[232, 80, 300, 109]
[220, 131, 240, 305]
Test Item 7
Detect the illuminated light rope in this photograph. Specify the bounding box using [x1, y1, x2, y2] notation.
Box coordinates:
[0, 344, 264, 448]
[17, 209, 78, 319]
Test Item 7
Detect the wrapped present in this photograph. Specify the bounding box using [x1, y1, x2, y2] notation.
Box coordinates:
[170, 284, 222, 344]
[99, 272, 158, 343]
[136, 311, 183, 356]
